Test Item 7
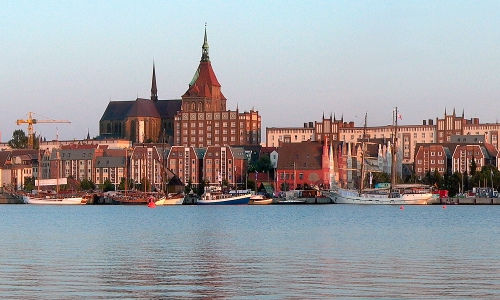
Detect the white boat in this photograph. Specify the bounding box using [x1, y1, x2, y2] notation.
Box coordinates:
[155, 194, 185, 206]
[23, 195, 86, 205]
[249, 194, 273, 205]
[324, 188, 432, 205]
[197, 192, 251, 205]
[327, 109, 432, 205]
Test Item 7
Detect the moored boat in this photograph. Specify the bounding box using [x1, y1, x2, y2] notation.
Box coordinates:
[23, 195, 86, 205]
[249, 194, 273, 205]
[155, 193, 185, 206]
[197, 192, 251, 205]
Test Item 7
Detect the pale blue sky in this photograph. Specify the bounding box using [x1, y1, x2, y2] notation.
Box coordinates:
[1, 1, 499, 141]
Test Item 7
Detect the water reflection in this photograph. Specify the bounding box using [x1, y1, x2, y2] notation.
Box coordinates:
[0, 205, 499, 298]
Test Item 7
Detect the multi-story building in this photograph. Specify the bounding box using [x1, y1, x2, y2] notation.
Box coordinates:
[130, 146, 163, 191]
[276, 141, 331, 191]
[94, 149, 126, 188]
[202, 146, 246, 187]
[166, 146, 204, 186]
[414, 144, 448, 178]
[173, 28, 261, 147]
[0, 150, 38, 189]
[50, 145, 98, 181]
[451, 144, 494, 174]
[266, 124, 315, 147]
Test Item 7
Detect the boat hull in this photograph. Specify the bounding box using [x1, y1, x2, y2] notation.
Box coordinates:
[249, 198, 273, 205]
[324, 190, 432, 205]
[155, 196, 184, 206]
[24, 196, 85, 205]
[197, 194, 251, 205]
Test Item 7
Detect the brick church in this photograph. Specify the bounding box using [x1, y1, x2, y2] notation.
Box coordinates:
[99, 27, 261, 147]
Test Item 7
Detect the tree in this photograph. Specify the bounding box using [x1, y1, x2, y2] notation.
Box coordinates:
[470, 159, 477, 176]
[101, 179, 115, 192]
[8, 129, 28, 149]
[256, 155, 272, 172]
[118, 177, 133, 191]
[80, 179, 96, 191]
[184, 179, 193, 194]
[196, 179, 208, 196]
[24, 176, 35, 192]
[444, 172, 461, 197]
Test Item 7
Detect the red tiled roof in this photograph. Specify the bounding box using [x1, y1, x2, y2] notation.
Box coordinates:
[277, 142, 323, 170]
[182, 62, 226, 100]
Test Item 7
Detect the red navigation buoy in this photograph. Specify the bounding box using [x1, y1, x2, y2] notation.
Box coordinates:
[400, 205, 404, 210]
[147, 196, 156, 208]
[442, 205, 446, 209]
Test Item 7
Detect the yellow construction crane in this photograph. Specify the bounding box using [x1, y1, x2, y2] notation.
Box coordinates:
[16, 112, 71, 149]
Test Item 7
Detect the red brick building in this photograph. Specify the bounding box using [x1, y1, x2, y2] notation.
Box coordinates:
[174, 27, 261, 147]
[276, 140, 330, 191]
[166, 146, 203, 186]
[202, 146, 246, 187]
[414, 144, 448, 178]
[452, 145, 489, 174]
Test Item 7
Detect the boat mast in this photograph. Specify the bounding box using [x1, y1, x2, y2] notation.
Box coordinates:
[359, 113, 367, 194]
[37, 137, 41, 194]
[391, 107, 398, 188]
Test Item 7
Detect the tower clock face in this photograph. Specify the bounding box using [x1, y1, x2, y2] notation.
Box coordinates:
[230, 112, 236, 119]
[198, 113, 204, 120]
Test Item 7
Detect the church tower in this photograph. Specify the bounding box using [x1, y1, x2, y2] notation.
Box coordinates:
[181, 25, 226, 112]
[151, 63, 158, 101]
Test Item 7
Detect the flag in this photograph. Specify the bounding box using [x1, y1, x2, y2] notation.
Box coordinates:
[398, 114, 402, 120]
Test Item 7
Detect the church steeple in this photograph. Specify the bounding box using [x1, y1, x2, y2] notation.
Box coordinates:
[151, 62, 158, 101]
[201, 23, 210, 62]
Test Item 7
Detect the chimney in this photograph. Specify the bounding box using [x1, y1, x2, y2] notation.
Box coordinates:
[304, 123, 307, 128]
[309, 122, 313, 128]
[423, 120, 427, 125]
[428, 119, 433, 125]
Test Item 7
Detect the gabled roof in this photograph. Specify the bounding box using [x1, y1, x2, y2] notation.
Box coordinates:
[0, 151, 11, 168]
[100, 101, 134, 121]
[277, 141, 323, 170]
[128, 98, 161, 118]
[96, 156, 126, 168]
[100, 99, 182, 122]
[182, 62, 226, 100]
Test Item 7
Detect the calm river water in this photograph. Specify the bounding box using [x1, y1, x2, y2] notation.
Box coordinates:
[0, 205, 499, 299]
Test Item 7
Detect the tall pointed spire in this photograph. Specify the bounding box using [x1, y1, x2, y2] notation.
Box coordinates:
[151, 62, 158, 101]
[462, 109, 464, 118]
[201, 23, 210, 62]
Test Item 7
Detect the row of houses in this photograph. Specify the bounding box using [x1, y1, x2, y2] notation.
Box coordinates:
[0, 142, 248, 191]
[414, 142, 499, 178]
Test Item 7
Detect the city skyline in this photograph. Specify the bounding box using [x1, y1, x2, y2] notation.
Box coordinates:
[1, 1, 499, 142]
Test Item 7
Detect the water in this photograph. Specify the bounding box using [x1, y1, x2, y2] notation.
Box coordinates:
[0, 205, 499, 299]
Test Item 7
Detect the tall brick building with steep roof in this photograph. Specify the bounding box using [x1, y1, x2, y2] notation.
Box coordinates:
[174, 27, 261, 147]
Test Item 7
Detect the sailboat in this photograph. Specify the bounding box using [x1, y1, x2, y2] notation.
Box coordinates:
[325, 109, 432, 205]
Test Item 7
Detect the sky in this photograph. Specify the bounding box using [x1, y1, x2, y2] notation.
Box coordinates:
[1, 0, 499, 142]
